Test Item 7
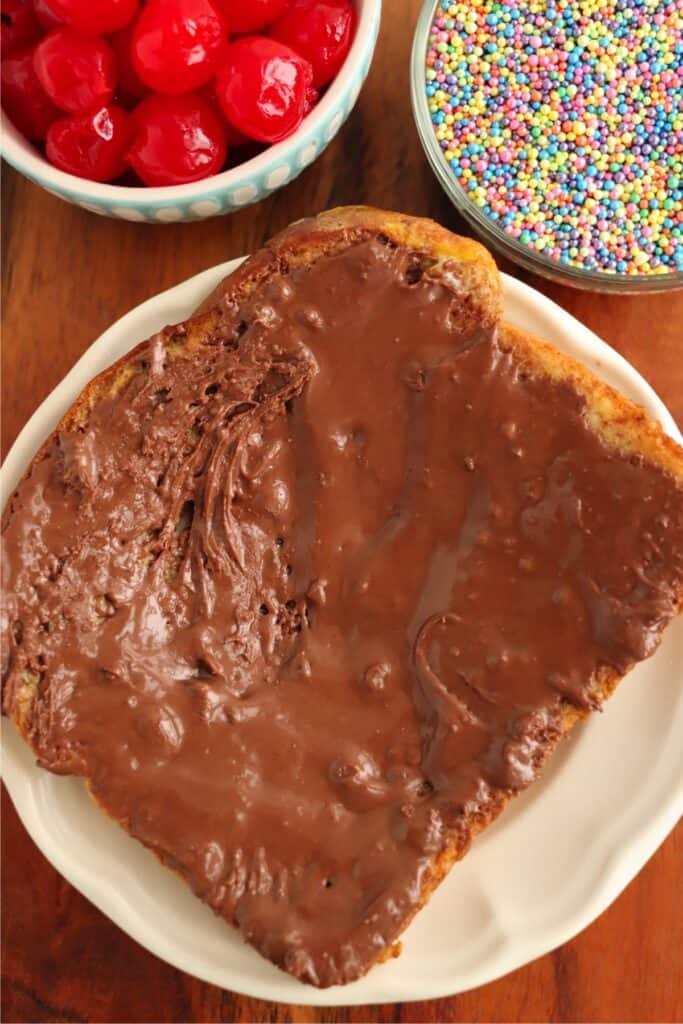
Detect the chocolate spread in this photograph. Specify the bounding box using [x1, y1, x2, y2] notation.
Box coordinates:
[2, 238, 683, 987]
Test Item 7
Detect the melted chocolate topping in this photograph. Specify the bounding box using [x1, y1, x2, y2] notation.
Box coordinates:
[2, 238, 683, 986]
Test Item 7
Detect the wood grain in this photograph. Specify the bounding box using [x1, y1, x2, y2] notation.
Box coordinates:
[2, 2, 682, 1020]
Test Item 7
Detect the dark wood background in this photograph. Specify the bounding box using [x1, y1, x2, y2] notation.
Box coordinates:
[2, 2, 682, 1020]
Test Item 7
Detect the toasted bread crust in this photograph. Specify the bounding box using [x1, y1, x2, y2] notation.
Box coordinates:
[4, 209, 499, 465]
[499, 324, 683, 484]
[3, 207, 683, 987]
[196, 205, 503, 333]
[399, 322, 683, 965]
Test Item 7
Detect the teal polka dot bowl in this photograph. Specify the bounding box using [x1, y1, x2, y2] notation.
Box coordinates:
[1, 0, 381, 223]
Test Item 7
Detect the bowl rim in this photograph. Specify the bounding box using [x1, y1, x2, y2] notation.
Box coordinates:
[410, 0, 683, 293]
[1, 0, 381, 207]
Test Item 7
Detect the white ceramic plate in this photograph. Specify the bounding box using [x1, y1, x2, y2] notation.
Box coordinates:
[2, 262, 682, 1006]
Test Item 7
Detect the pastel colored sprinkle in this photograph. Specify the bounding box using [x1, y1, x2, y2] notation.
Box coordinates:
[424, 0, 683, 276]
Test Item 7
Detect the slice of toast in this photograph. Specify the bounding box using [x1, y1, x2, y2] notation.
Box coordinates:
[3, 207, 683, 988]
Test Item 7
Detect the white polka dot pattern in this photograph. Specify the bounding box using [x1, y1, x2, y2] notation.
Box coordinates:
[111, 207, 146, 221]
[3, 8, 381, 224]
[155, 207, 183, 223]
[266, 165, 291, 190]
[191, 199, 222, 217]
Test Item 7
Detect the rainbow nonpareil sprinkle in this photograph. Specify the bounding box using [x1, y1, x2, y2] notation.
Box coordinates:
[425, 0, 683, 276]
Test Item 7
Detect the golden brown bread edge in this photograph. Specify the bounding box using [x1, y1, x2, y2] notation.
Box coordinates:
[4, 206, 683, 985]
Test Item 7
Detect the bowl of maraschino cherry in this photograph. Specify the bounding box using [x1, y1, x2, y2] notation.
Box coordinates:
[0, 0, 381, 221]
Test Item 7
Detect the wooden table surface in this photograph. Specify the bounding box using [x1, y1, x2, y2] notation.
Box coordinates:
[2, 3, 682, 1021]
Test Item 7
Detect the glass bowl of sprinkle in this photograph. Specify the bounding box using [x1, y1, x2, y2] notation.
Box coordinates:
[411, 0, 683, 292]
